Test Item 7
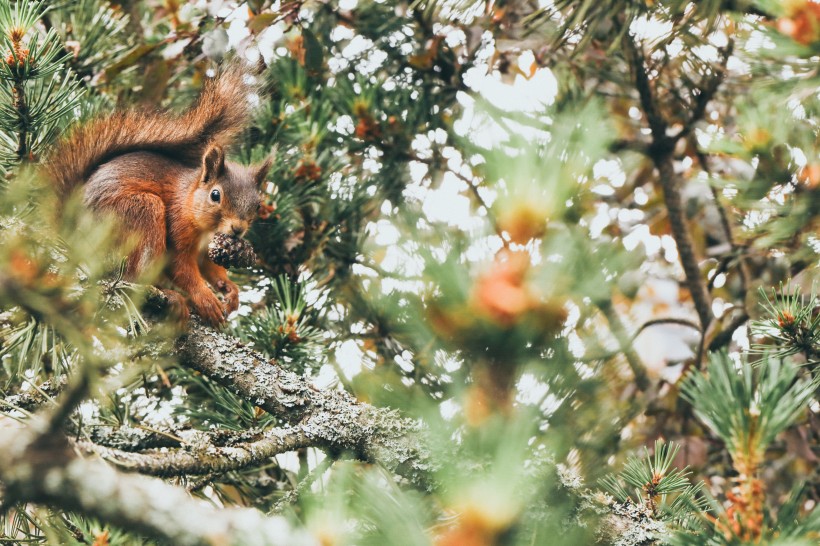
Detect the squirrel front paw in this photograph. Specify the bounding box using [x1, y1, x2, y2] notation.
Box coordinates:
[215, 279, 240, 315]
[191, 290, 226, 326]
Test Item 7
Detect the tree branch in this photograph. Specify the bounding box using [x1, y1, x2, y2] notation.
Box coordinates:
[0, 427, 317, 546]
[0, 377, 67, 413]
[635, 317, 702, 337]
[272, 456, 333, 514]
[175, 319, 433, 488]
[624, 36, 714, 330]
[82, 424, 182, 452]
[75, 426, 312, 477]
[597, 300, 650, 390]
[4, 299, 433, 489]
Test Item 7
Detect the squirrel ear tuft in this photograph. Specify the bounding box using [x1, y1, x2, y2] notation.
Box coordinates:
[254, 156, 272, 188]
[201, 146, 225, 184]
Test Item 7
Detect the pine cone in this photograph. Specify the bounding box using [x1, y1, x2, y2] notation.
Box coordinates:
[208, 233, 257, 269]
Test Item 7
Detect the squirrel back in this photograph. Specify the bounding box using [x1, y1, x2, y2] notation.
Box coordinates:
[45, 64, 252, 197]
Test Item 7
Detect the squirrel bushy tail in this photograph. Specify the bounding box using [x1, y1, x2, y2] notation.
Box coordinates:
[45, 64, 252, 197]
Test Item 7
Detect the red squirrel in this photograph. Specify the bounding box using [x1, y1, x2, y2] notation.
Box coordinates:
[44, 65, 270, 326]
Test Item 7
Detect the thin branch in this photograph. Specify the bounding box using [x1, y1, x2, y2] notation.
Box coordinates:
[43, 367, 94, 437]
[75, 426, 311, 477]
[394, 146, 510, 247]
[635, 317, 702, 337]
[81, 424, 182, 452]
[581, 315, 703, 364]
[654, 146, 713, 329]
[597, 300, 650, 390]
[609, 138, 651, 155]
[1, 392, 183, 452]
[707, 311, 750, 352]
[272, 456, 333, 514]
[624, 38, 669, 149]
[691, 134, 753, 309]
[624, 36, 713, 331]
[0, 377, 67, 412]
[676, 40, 734, 140]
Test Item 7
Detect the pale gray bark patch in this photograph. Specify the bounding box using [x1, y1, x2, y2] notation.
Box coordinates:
[176, 320, 434, 487]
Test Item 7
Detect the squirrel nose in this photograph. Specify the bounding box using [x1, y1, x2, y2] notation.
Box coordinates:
[231, 224, 245, 236]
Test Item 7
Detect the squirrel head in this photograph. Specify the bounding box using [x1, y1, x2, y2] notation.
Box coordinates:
[191, 145, 271, 237]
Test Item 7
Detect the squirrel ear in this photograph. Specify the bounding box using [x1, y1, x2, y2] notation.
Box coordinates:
[201, 146, 225, 184]
[254, 156, 272, 188]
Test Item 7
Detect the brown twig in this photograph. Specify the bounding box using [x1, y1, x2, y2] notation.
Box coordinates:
[597, 300, 649, 390]
[634, 317, 702, 337]
[707, 311, 750, 352]
[624, 36, 714, 332]
[690, 134, 753, 308]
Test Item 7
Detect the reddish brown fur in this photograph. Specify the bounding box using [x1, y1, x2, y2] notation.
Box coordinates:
[43, 65, 271, 326]
[46, 64, 252, 197]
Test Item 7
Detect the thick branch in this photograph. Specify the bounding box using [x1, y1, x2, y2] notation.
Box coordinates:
[0, 428, 316, 546]
[4, 307, 433, 488]
[175, 320, 432, 488]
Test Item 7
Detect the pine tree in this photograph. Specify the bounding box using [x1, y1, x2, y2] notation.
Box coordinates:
[0, 1, 818, 545]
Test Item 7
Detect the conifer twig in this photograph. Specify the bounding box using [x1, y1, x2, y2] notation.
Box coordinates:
[272, 456, 333, 514]
[597, 300, 649, 390]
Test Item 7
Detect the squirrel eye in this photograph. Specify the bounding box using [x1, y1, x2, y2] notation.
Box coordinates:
[210, 189, 221, 203]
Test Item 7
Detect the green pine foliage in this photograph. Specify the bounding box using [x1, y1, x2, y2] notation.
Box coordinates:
[751, 284, 820, 362]
[48, 0, 135, 86]
[0, 0, 82, 169]
[600, 440, 707, 527]
[681, 354, 818, 462]
[236, 276, 326, 371]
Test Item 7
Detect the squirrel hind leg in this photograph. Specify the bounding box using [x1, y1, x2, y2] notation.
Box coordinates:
[103, 191, 167, 280]
[159, 288, 190, 325]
